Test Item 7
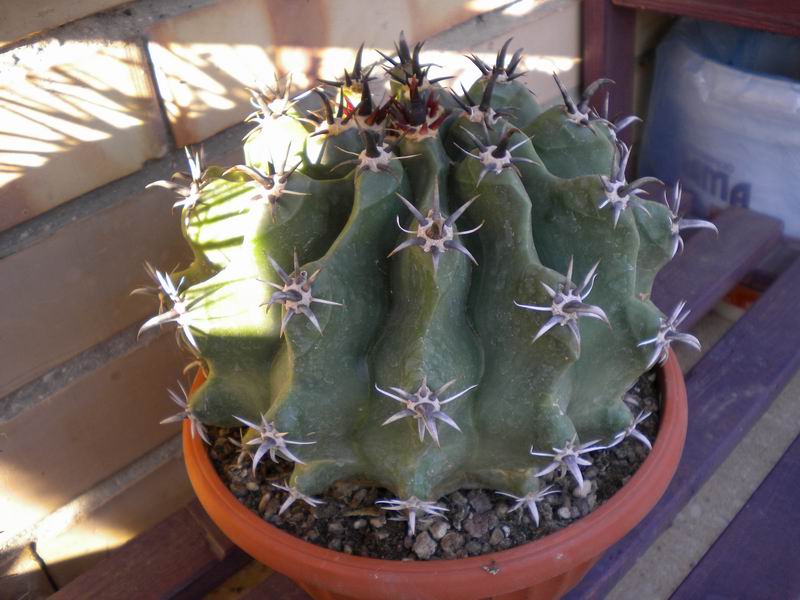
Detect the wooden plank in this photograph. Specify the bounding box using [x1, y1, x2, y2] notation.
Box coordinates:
[614, 0, 800, 37]
[51, 501, 249, 600]
[671, 432, 800, 599]
[239, 572, 313, 600]
[564, 256, 800, 600]
[582, 0, 636, 140]
[651, 208, 782, 330]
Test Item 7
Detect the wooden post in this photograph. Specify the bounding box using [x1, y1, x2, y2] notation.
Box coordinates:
[581, 0, 637, 139]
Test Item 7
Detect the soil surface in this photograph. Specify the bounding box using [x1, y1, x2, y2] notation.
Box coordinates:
[208, 371, 660, 561]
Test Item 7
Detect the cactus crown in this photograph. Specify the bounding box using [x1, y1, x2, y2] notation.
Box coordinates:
[140, 37, 709, 532]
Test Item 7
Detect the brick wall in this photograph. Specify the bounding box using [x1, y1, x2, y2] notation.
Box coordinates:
[0, 0, 581, 595]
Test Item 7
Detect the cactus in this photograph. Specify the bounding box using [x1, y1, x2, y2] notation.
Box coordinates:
[140, 37, 709, 536]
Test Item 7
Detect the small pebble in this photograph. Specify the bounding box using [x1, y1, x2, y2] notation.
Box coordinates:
[328, 538, 342, 551]
[429, 520, 450, 541]
[246, 481, 259, 492]
[576, 498, 591, 516]
[263, 496, 281, 518]
[230, 483, 248, 497]
[468, 490, 492, 514]
[353, 519, 367, 530]
[464, 513, 490, 538]
[545, 494, 560, 505]
[369, 517, 385, 529]
[465, 540, 483, 555]
[557, 506, 572, 520]
[305, 530, 320, 542]
[572, 480, 592, 498]
[327, 522, 344, 534]
[489, 528, 504, 546]
[440, 531, 466, 555]
[412, 532, 437, 560]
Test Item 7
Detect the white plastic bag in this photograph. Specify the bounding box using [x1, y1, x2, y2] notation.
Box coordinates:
[638, 19, 800, 236]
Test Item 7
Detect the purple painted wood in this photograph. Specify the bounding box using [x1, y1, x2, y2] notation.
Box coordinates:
[565, 257, 800, 600]
[670, 432, 800, 599]
[53, 500, 249, 600]
[239, 572, 313, 600]
[651, 208, 782, 330]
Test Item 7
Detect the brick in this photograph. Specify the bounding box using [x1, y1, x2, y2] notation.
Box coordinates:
[0, 180, 192, 398]
[147, 0, 278, 147]
[0, 333, 188, 541]
[37, 452, 194, 587]
[0, 38, 168, 231]
[0, 0, 128, 48]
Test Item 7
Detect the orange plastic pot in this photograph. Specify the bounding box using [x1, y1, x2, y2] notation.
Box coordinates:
[183, 351, 687, 600]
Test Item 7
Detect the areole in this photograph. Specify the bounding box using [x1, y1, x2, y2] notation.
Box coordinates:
[183, 350, 687, 600]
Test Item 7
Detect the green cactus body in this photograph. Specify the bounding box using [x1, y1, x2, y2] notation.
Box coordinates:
[467, 76, 541, 130]
[141, 37, 704, 520]
[523, 108, 615, 178]
[452, 157, 577, 495]
[360, 136, 481, 499]
[269, 161, 409, 494]
[186, 170, 354, 425]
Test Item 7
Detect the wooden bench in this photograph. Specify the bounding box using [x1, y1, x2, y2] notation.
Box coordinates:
[56, 207, 799, 599]
[670, 432, 800, 599]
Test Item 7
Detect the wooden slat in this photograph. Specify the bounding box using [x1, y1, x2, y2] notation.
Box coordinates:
[651, 208, 782, 330]
[671, 432, 800, 599]
[581, 0, 636, 141]
[565, 257, 800, 599]
[614, 0, 800, 37]
[51, 501, 249, 600]
[239, 572, 312, 600]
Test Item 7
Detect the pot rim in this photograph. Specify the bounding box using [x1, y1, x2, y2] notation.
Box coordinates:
[184, 350, 686, 591]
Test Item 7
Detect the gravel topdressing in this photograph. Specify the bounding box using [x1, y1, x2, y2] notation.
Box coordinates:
[207, 371, 660, 561]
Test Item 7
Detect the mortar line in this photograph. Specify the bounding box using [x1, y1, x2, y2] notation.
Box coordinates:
[0, 323, 165, 424]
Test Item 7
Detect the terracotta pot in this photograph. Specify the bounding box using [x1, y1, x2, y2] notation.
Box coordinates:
[183, 351, 687, 600]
